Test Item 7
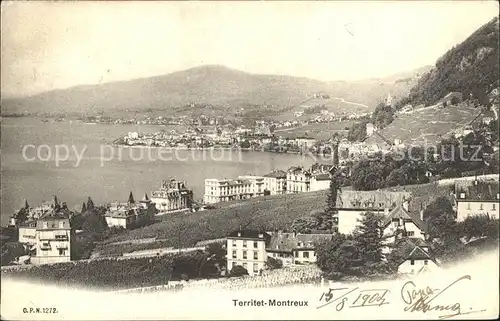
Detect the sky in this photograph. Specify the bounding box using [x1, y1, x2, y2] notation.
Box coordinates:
[1, 1, 498, 98]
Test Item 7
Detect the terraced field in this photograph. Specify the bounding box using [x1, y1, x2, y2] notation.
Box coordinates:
[365, 103, 482, 146]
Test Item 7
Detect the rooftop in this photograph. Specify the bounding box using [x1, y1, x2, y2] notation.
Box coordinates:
[267, 232, 332, 252]
[456, 180, 499, 201]
[336, 191, 412, 210]
[382, 205, 428, 234]
[264, 170, 287, 179]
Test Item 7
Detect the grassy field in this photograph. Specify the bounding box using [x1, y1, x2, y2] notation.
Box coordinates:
[94, 191, 329, 257]
[365, 103, 480, 146]
[276, 121, 354, 140]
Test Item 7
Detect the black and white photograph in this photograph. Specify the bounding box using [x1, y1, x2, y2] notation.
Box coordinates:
[1, 1, 499, 320]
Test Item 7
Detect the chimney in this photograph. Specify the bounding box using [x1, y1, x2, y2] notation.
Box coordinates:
[237, 232, 241, 237]
[497, 193, 499, 200]
[420, 201, 426, 221]
[258, 233, 263, 238]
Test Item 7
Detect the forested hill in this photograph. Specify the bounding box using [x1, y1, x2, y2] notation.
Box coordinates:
[398, 17, 499, 108]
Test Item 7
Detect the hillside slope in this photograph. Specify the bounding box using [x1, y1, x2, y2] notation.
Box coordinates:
[364, 103, 483, 146]
[400, 17, 499, 107]
[1, 65, 424, 117]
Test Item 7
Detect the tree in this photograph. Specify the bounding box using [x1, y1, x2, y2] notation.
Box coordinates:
[422, 196, 454, 221]
[322, 178, 338, 230]
[230, 265, 249, 277]
[240, 139, 251, 149]
[81, 202, 87, 213]
[450, 96, 460, 105]
[458, 214, 499, 242]
[352, 211, 385, 266]
[265, 257, 283, 270]
[291, 217, 317, 234]
[385, 168, 406, 187]
[315, 234, 365, 280]
[128, 191, 135, 204]
[86, 197, 95, 210]
[347, 121, 369, 142]
[372, 103, 394, 129]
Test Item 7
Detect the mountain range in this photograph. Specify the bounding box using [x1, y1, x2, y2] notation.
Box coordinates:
[1, 64, 427, 118]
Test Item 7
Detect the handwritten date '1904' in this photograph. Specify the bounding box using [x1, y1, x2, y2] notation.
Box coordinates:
[317, 287, 390, 310]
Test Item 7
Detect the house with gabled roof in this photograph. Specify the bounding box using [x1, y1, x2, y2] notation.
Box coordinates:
[335, 190, 412, 235]
[396, 239, 440, 275]
[381, 203, 428, 251]
[266, 232, 333, 266]
[226, 229, 271, 276]
[454, 180, 499, 221]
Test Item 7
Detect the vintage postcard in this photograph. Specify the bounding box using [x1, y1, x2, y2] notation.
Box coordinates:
[1, 1, 499, 320]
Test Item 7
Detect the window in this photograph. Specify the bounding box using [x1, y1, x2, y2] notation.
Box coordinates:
[303, 252, 310, 258]
[253, 264, 258, 273]
[253, 252, 258, 260]
[232, 250, 237, 259]
[58, 249, 66, 256]
[467, 203, 471, 210]
[294, 251, 298, 258]
[406, 231, 415, 237]
[232, 240, 237, 247]
[243, 251, 247, 259]
[42, 222, 48, 229]
[243, 241, 247, 248]
[493, 203, 496, 210]
[253, 241, 258, 248]
[410, 260, 415, 265]
[242, 263, 247, 270]
[232, 262, 236, 269]
[480, 203, 484, 210]
[424, 260, 428, 266]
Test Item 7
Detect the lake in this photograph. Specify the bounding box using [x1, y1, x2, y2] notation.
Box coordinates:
[0, 118, 325, 225]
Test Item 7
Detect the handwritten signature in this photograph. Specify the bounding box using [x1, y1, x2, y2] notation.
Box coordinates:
[317, 287, 390, 310]
[401, 275, 486, 319]
[317, 275, 486, 319]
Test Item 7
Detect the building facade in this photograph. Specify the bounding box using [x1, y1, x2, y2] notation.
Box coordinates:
[31, 213, 71, 265]
[336, 191, 412, 235]
[204, 178, 253, 204]
[226, 230, 271, 276]
[105, 193, 156, 229]
[286, 166, 312, 194]
[266, 232, 332, 266]
[397, 244, 440, 275]
[310, 173, 331, 192]
[150, 180, 193, 212]
[455, 180, 499, 221]
[263, 170, 287, 195]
